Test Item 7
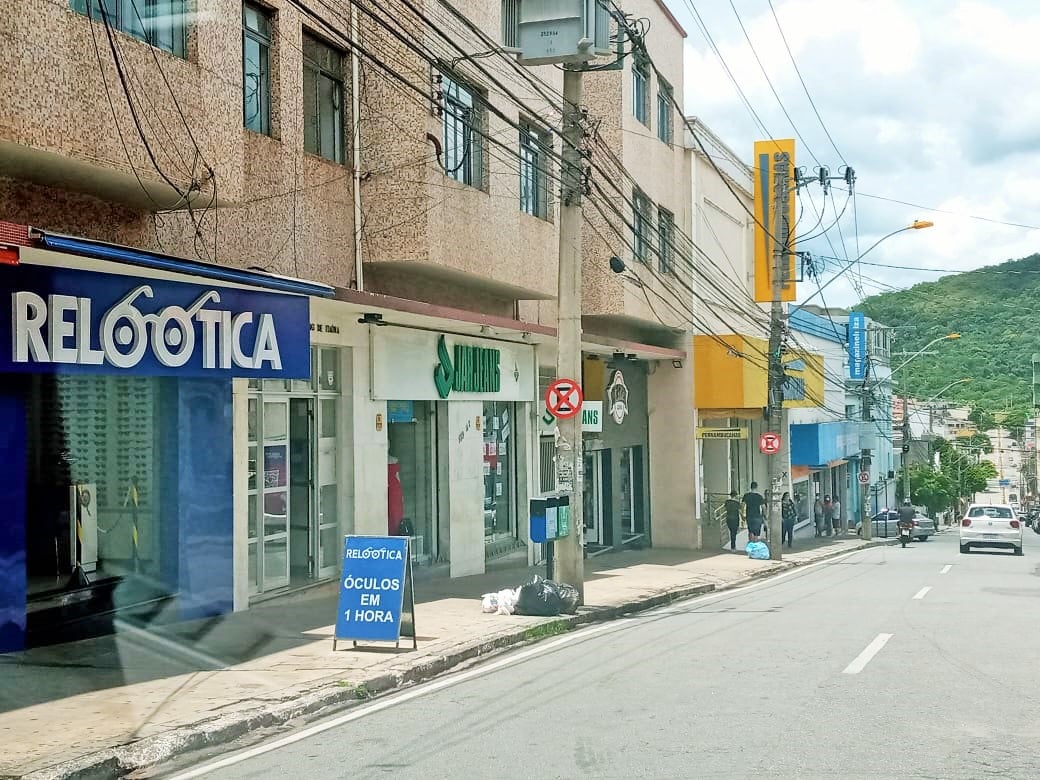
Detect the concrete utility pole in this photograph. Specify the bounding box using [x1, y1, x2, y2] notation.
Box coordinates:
[860, 382, 873, 540]
[1032, 353, 1039, 501]
[902, 393, 911, 503]
[553, 67, 585, 601]
[765, 150, 791, 559]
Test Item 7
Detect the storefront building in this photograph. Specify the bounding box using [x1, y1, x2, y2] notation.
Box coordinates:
[693, 333, 826, 524]
[581, 357, 651, 553]
[368, 325, 538, 577]
[0, 226, 322, 651]
[789, 421, 861, 525]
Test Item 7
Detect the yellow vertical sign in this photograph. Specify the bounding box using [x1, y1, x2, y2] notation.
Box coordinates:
[753, 139, 797, 303]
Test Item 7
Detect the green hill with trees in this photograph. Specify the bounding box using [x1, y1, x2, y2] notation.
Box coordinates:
[857, 252, 1040, 419]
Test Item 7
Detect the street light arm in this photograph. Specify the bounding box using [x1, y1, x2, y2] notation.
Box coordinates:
[891, 335, 960, 375]
[792, 221, 932, 314]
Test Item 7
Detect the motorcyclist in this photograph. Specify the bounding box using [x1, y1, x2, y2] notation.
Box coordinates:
[897, 498, 916, 530]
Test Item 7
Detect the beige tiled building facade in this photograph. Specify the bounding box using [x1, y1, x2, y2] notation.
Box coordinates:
[0, 0, 706, 639]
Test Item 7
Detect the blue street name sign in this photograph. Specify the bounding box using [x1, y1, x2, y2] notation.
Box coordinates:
[335, 536, 409, 643]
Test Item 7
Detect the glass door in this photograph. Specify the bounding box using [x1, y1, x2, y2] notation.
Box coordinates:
[620, 447, 636, 535]
[583, 451, 603, 545]
[261, 399, 290, 591]
[316, 396, 339, 578]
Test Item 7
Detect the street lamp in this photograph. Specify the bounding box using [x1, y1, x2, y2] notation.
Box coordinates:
[891, 333, 961, 376]
[795, 220, 935, 311]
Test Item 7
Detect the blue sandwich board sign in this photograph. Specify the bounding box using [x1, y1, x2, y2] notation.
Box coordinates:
[333, 535, 417, 650]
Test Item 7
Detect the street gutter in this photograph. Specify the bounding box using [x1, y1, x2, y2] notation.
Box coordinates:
[19, 538, 894, 780]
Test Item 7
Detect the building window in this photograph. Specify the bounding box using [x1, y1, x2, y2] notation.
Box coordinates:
[243, 3, 272, 135]
[633, 190, 653, 263]
[633, 54, 650, 126]
[657, 79, 673, 143]
[657, 207, 674, 274]
[519, 123, 550, 219]
[71, 0, 187, 58]
[303, 33, 345, 164]
[442, 74, 485, 188]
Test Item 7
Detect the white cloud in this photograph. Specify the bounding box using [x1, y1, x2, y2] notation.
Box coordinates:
[668, 0, 1040, 305]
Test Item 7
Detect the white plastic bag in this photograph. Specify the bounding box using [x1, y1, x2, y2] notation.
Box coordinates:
[496, 588, 519, 615]
[481, 593, 499, 613]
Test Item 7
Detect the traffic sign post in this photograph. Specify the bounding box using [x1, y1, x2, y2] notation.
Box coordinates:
[545, 378, 583, 420]
[759, 432, 781, 455]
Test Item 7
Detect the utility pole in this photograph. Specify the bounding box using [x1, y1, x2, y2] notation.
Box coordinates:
[553, 66, 585, 601]
[1032, 353, 1039, 503]
[902, 392, 911, 503]
[860, 381, 873, 540]
[765, 150, 791, 559]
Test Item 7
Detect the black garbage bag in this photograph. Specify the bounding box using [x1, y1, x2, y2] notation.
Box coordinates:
[515, 575, 564, 616]
[556, 582, 579, 614]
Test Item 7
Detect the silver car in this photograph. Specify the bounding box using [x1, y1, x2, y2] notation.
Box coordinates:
[858, 509, 936, 541]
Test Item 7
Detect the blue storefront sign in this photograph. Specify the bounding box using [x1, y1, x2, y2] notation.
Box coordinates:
[848, 312, 867, 381]
[790, 421, 860, 467]
[0, 264, 310, 378]
[335, 536, 411, 644]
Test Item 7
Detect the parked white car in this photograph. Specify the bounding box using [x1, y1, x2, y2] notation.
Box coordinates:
[960, 504, 1023, 555]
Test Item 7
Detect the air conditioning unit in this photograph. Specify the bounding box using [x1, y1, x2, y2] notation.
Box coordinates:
[509, 0, 612, 66]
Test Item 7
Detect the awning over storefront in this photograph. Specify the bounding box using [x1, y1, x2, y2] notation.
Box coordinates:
[692, 334, 824, 412]
[790, 421, 859, 468]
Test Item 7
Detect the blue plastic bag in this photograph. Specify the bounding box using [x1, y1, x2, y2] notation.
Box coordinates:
[746, 541, 770, 560]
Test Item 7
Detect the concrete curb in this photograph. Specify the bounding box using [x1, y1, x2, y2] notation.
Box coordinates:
[20, 538, 890, 780]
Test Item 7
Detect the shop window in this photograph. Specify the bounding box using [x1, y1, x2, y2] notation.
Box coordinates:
[483, 401, 516, 541]
[388, 401, 437, 564]
[22, 373, 234, 643]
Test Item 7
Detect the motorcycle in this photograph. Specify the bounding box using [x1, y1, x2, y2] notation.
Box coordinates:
[898, 520, 913, 548]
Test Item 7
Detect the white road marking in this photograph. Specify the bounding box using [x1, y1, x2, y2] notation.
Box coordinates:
[170, 544, 885, 778]
[913, 586, 932, 600]
[843, 633, 893, 675]
[940, 564, 952, 575]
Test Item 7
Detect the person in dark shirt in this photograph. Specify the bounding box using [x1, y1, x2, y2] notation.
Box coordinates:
[781, 492, 797, 548]
[742, 482, 766, 540]
[724, 490, 742, 550]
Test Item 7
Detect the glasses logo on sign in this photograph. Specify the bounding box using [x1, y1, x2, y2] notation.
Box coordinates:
[12, 284, 283, 370]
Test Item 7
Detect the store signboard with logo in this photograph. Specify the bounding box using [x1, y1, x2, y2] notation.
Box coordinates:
[370, 328, 535, 402]
[0, 264, 310, 378]
[540, 400, 603, 433]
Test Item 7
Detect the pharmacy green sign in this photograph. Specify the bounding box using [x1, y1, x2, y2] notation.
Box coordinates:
[433, 335, 502, 399]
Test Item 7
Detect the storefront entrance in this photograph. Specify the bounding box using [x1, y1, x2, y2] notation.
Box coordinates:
[247, 347, 342, 597]
[388, 400, 438, 566]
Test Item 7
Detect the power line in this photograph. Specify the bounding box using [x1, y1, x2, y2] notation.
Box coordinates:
[766, 0, 846, 165]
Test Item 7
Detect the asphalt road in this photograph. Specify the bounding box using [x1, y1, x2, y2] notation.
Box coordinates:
[167, 530, 1040, 780]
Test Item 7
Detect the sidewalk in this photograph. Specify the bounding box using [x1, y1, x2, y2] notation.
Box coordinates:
[4, 534, 884, 779]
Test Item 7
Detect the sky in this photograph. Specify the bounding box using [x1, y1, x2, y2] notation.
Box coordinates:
[663, 0, 1040, 306]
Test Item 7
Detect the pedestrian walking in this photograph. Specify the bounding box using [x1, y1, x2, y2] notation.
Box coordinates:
[823, 495, 834, 537]
[831, 496, 843, 535]
[781, 491, 797, 548]
[813, 495, 824, 537]
[724, 490, 742, 551]
[742, 482, 766, 540]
